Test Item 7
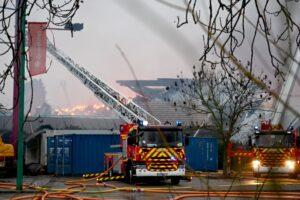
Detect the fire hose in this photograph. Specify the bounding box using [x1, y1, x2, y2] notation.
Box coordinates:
[0, 157, 299, 200]
[2, 180, 300, 200]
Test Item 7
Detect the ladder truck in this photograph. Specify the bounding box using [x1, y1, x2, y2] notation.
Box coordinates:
[104, 121, 187, 184]
[47, 39, 160, 125]
[249, 48, 300, 178]
[249, 121, 299, 178]
[47, 40, 187, 184]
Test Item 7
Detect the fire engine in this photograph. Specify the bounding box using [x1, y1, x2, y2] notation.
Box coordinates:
[248, 48, 300, 178]
[104, 120, 187, 184]
[249, 121, 300, 178]
[47, 40, 187, 184]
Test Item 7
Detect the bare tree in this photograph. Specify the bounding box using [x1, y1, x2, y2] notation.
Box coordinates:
[173, 63, 271, 176]
[0, 0, 82, 113]
[175, 0, 300, 79]
[166, 0, 300, 175]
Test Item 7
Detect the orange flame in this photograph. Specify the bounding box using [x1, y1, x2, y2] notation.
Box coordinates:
[53, 103, 109, 116]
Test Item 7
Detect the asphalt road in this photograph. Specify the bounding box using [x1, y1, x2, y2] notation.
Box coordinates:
[0, 172, 299, 200]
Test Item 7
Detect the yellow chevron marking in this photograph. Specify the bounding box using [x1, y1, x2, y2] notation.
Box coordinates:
[165, 150, 173, 157]
[152, 151, 160, 158]
[168, 148, 179, 158]
[179, 149, 184, 157]
[145, 148, 156, 160]
[157, 151, 168, 158]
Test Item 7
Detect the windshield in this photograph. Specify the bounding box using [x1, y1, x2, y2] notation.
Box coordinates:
[255, 133, 294, 148]
[139, 130, 183, 148]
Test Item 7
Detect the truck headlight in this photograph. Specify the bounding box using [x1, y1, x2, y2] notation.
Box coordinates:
[285, 160, 295, 169]
[252, 160, 260, 168]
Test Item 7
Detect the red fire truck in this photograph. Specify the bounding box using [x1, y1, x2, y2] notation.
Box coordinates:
[249, 120, 300, 178]
[104, 121, 187, 184]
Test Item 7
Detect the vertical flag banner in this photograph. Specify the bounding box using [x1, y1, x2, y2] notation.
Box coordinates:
[28, 22, 47, 76]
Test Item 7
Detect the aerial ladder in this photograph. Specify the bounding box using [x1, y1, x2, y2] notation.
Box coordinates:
[46, 39, 161, 125]
[47, 41, 191, 184]
[272, 48, 300, 129]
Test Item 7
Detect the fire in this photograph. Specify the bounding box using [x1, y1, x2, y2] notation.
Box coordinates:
[53, 103, 110, 116]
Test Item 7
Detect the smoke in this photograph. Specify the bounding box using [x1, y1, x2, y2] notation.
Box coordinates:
[25, 79, 52, 116]
[113, 0, 199, 68]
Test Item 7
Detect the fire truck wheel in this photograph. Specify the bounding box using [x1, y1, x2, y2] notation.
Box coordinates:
[125, 161, 135, 184]
[253, 172, 260, 178]
[171, 177, 180, 185]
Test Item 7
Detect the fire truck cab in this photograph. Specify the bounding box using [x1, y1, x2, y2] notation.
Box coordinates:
[249, 121, 300, 178]
[105, 121, 187, 184]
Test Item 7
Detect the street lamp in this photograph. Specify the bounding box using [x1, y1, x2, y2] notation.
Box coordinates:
[48, 22, 84, 37]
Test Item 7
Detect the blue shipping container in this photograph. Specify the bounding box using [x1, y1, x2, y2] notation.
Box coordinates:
[55, 135, 73, 175]
[47, 134, 120, 175]
[72, 134, 120, 174]
[47, 137, 55, 173]
[185, 137, 218, 171]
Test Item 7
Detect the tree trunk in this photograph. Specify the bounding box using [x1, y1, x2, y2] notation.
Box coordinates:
[222, 141, 231, 177]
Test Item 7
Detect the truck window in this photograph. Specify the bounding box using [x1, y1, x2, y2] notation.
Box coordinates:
[139, 130, 183, 148]
[128, 130, 138, 145]
[297, 136, 300, 148]
[255, 133, 294, 148]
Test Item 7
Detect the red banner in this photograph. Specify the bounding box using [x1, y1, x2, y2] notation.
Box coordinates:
[28, 22, 47, 76]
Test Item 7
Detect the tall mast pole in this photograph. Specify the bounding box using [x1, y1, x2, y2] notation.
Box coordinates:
[11, 0, 26, 190]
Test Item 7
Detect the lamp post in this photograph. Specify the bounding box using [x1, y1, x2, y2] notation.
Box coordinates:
[11, 0, 82, 189]
[12, 0, 26, 190]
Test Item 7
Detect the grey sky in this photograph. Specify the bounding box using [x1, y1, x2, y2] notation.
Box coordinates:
[1, 0, 204, 109]
[1, 0, 299, 120]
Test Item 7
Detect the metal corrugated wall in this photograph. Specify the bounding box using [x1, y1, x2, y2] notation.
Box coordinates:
[185, 137, 218, 171]
[72, 134, 120, 174]
[47, 137, 55, 173]
[47, 135, 217, 175]
[47, 134, 120, 175]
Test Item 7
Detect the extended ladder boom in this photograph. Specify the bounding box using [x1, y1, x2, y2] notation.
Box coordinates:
[272, 48, 300, 127]
[46, 39, 161, 125]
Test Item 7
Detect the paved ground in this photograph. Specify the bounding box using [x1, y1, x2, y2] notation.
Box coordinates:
[0, 172, 299, 199]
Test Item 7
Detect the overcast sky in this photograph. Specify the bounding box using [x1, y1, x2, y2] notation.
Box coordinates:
[1, 0, 203, 109]
[1, 0, 299, 122]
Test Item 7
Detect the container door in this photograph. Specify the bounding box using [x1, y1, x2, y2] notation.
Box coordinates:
[55, 135, 73, 175]
[72, 134, 120, 174]
[205, 138, 218, 171]
[185, 137, 218, 171]
[47, 137, 55, 173]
